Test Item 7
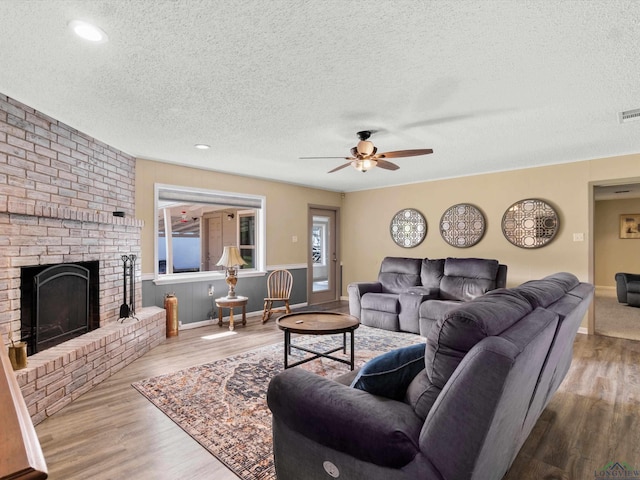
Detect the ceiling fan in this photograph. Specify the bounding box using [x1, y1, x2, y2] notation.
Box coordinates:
[300, 130, 433, 173]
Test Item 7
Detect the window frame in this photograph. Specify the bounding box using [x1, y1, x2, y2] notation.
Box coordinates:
[153, 183, 266, 285]
[238, 210, 257, 269]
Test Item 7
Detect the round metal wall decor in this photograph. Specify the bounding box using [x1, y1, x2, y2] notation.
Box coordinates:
[440, 203, 486, 248]
[501, 198, 559, 249]
[390, 208, 427, 248]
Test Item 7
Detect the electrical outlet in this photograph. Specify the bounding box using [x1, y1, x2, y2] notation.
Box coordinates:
[208, 285, 215, 296]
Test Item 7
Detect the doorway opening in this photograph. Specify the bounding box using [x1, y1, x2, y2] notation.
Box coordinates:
[592, 181, 640, 340]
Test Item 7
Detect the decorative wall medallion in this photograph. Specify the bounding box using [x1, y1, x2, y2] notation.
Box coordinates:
[390, 208, 427, 248]
[501, 199, 559, 249]
[440, 203, 486, 248]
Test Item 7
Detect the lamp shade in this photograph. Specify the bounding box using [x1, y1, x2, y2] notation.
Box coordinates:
[216, 246, 247, 268]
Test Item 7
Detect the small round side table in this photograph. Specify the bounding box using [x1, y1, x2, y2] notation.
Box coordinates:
[215, 296, 248, 331]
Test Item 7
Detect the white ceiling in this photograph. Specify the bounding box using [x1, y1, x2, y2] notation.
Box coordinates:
[1, 0, 639, 193]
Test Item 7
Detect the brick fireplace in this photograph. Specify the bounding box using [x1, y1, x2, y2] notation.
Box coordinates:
[1, 94, 165, 424]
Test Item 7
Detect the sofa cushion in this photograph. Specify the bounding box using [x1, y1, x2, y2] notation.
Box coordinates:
[361, 293, 400, 313]
[419, 299, 461, 322]
[439, 277, 495, 301]
[398, 293, 431, 334]
[543, 272, 580, 291]
[267, 367, 423, 469]
[360, 310, 401, 331]
[420, 258, 445, 288]
[378, 257, 422, 294]
[351, 343, 426, 400]
[444, 257, 499, 280]
[514, 273, 579, 309]
[439, 258, 500, 301]
[513, 281, 562, 309]
[406, 288, 532, 420]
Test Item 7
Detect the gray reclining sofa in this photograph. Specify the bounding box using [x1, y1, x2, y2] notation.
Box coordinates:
[348, 257, 508, 336]
[268, 272, 594, 480]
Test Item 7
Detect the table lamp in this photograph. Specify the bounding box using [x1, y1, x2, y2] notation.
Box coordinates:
[216, 246, 247, 299]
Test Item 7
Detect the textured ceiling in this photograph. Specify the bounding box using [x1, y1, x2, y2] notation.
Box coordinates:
[0, 0, 639, 193]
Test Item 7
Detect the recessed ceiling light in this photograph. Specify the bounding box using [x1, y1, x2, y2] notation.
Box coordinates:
[194, 144, 211, 150]
[69, 20, 108, 43]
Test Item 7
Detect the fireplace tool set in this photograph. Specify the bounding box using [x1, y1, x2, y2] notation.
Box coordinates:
[119, 254, 138, 322]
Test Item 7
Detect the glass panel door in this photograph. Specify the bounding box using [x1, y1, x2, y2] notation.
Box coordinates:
[312, 216, 329, 292]
[308, 207, 338, 305]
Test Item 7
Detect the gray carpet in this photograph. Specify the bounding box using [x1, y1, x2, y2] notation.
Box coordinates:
[594, 292, 640, 340]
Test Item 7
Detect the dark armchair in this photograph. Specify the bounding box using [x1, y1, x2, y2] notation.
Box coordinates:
[614, 272, 640, 306]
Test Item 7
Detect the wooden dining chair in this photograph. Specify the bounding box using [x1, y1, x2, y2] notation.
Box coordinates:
[262, 269, 294, 323]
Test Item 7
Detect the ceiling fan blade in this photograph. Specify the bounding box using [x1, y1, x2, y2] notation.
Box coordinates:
[376, 159, 400, 171]
[328, 162, 353, 173]
[299, 156, 353, 160]
[376, 148, 434, 159]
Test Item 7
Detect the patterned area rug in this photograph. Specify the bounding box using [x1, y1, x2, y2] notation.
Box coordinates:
[132, 325, 424, 480]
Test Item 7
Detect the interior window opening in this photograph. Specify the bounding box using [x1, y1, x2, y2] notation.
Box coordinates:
[155, 185, 265, 278]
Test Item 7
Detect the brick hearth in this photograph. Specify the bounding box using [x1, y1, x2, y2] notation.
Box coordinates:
[14, 307, 165, 425]
[1, 94, 165, 424]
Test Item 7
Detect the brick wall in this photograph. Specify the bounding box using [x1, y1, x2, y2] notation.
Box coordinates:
[0, 94, 165, 424]
[0, 93, 141, 341]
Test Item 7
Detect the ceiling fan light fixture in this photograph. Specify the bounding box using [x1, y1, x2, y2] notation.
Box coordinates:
[354, 159, 377, 172]
[302, 130, 433, 174]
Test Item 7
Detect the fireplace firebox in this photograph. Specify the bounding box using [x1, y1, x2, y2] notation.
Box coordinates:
[20, 261, 100, 355]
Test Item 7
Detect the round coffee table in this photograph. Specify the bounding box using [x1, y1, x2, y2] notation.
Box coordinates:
[276, 312, 360, 370]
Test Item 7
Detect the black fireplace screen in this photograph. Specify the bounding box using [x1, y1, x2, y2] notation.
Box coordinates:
[21, 263, 96, 355]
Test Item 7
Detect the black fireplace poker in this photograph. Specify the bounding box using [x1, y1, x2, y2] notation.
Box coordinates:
[119, 254, 139, 322]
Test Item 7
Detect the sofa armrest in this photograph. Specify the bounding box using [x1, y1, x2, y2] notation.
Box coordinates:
[398, 289, 440, 333]
[267, 368, 422, 469]
[348, 282, 382, 319]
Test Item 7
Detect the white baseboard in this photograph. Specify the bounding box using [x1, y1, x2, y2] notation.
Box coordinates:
[179, 302, 308, 330]
[595, 285, 616, 297]
[577, 327, 588, 335]
[179, 318, 221, 330]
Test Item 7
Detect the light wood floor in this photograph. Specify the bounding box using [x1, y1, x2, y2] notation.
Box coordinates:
[34, 302, 640, 479]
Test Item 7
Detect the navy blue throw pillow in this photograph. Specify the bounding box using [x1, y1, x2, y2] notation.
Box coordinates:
[350, 343, 426, 400]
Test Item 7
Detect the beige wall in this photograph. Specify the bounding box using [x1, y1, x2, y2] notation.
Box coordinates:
[137, 153, 640, 302]
[341, 154, 640, 296]
[136, 159, 343, 274]
[595, 198, 640, 286]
